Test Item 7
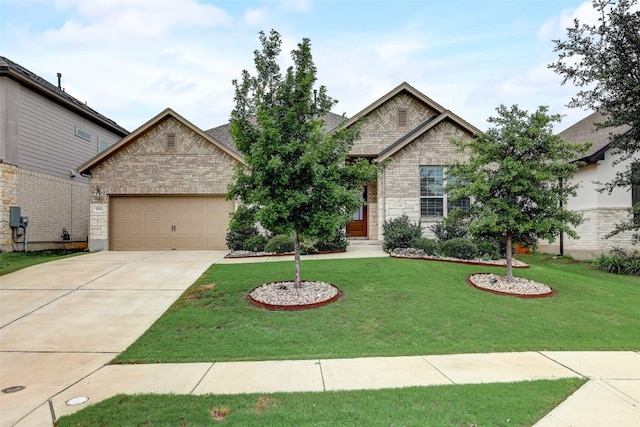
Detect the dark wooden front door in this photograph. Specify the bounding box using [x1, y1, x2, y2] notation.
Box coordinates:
[347, 187, 367, 237]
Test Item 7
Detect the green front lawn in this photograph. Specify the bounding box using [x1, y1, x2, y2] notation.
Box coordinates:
[0, 250, 85, 276]
[57, 378, 585, 427]
[114, 254, 639, 364]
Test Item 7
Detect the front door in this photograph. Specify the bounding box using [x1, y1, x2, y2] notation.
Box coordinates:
[347, 187, 367, 237]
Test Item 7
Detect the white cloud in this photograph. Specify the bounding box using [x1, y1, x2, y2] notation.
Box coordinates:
[243, 7, 268, 26]
[45, 0, 232, 45]
[538, 1, 599, 40]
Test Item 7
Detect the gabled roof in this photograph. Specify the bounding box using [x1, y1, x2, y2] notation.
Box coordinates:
[339, 82, 448, 130]
[204, 111, 345, 151]
[559, 111, 630, 163]
[0, 56, 129, 137]
[79, 108, 243, 174]
[377, 110, 480, 162]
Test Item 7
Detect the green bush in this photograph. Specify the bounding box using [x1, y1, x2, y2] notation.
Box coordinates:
[225, 205, 260, 251]
[477, 240, 501, 260]
[382, 215, 423, 250]
[264, 234, 295, 254]
[429, 214, 468, 243]
[243, 234, 267, 252]
[411, 237, 440, 256]
[594, 248, 640, 276]
[441, 238, 479, 260]
[314, 229, 348, 252]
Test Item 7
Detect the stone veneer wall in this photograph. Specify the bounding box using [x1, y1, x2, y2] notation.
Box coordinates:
[538, 207, 635, 260]
[88, 117, 239, 251]
[0, 163, 18, 250]
[376, 121, 471, 239]
[1, 163, 89, 251]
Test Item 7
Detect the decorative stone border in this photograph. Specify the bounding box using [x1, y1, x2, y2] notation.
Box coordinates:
[467, 274, 557, 299]
[248, 282, 344, 311]
[226, 249, 347, 259]
[389, 254, 530, 268]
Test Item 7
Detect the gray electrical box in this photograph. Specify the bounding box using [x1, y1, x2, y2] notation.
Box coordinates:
[10, 206, 21, 228]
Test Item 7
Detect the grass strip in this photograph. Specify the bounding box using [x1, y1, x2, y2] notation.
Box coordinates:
[0, 250, 85, 276]
[56, 378, 585, 427]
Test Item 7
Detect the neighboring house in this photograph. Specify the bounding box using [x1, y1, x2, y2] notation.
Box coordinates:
[0, 56, 129, 252]
[538, 111, 638, 260]
[79, 82, 479, 251]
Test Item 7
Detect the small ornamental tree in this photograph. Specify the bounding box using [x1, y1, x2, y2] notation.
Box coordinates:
[447, 105, 590, 283]
[228, 30, 377, 287]
[549, 0, 640, 242]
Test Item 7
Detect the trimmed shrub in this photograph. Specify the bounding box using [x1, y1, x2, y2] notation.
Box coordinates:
[383, 215, 423, 250]
[411, 237, 440, 256]
[225, 205, 260, 251]
[441, 238, 479, 260]
[429, 214, 468, 243]
[264, 234, 295, 254]
[243, 234, 267, 252]
[314, 229, 348, 252]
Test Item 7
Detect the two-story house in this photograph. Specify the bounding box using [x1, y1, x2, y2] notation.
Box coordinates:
[0, 56, 129, 251]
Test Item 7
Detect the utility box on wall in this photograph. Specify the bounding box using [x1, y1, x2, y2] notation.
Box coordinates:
[9, 206, 21, 228]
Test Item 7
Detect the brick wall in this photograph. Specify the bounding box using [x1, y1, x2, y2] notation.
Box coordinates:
[1, 165, 89, 251]
[88, 116, 239, 250]
[350, 93, 437, 155]
[376, 121, 470, 238]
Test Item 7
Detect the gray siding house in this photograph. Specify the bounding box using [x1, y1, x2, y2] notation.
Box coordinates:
[0, 56, 129, 251]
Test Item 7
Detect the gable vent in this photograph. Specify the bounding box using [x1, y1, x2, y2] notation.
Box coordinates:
[166, 133, 177, 152]
[398, 109, 407, 128]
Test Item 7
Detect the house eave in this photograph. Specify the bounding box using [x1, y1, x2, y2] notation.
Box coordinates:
[0, 60, 129, 137]
[78, 108, 244, 175]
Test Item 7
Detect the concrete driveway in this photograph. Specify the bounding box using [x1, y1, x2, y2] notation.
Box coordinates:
[0, 250, 227, 427]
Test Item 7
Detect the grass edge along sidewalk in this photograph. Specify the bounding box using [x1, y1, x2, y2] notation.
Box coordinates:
[56, 378, 586, 427]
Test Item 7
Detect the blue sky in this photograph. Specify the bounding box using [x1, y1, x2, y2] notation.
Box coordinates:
[0, 0, 599, 132]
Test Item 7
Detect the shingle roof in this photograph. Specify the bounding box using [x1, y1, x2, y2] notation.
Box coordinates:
[204, 111, 345, 152]
[559, 111, 629, 162]
[0, 56, 129, 136]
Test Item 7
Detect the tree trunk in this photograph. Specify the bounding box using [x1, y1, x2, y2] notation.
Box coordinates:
[505, 232, 513, 283]
[294, 231, 302, 288]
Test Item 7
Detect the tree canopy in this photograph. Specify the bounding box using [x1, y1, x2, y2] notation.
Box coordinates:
[549, 0, 640, 241]
[228, 30, 377, 286]
[447, 105, 590, 282]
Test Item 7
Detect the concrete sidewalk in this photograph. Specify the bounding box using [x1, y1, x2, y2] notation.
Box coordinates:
[14, 351, 640, 426]
[1, 246, 639, 426]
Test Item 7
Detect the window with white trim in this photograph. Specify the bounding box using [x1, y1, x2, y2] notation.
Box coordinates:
[420, 166, 469, 218]
[75, 126, 91, 140]
[98, 137, 109, 153]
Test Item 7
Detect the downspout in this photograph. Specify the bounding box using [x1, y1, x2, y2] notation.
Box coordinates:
[558, 177, 564, 256]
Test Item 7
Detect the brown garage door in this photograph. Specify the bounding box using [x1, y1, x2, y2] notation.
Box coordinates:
[109, 196, 233, 250]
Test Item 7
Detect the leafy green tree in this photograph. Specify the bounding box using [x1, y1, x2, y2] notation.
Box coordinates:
[549, 0, 640, 242]
[228, 30, 377, 287]
[447, 105, 590, 282]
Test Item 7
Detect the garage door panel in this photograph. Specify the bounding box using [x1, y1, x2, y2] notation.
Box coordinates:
[110, 196, 232, 250]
